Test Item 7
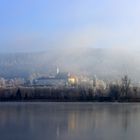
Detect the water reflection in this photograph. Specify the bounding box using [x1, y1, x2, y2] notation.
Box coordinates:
[0, 103, 140, 140]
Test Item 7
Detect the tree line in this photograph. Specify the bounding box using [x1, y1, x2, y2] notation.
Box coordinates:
[0, 75, 140, 102]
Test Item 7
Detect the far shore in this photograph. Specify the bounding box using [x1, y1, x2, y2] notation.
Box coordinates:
[0, 86, 139, 102]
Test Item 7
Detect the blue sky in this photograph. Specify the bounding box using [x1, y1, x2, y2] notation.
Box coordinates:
[0, 0, 140, 52]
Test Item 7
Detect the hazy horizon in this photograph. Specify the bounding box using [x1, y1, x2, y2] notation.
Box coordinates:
[0, 0, 140, 82]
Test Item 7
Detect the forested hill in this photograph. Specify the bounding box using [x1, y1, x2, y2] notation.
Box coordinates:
[0, 47, 139, 82]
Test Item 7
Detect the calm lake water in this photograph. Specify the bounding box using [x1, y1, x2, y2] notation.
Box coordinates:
[0, 102, 140, 140]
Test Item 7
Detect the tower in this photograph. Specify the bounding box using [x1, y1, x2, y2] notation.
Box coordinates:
[56, 67, 60, 75]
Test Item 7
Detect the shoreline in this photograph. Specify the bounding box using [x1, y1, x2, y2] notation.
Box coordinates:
[0, 98, 140, 102]
[0, 86, 139, 102]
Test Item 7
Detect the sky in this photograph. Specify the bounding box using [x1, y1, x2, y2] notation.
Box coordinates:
[0, 0, 140, 52]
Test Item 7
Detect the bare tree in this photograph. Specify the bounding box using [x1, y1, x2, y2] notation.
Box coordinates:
[121, 75, 131, 97]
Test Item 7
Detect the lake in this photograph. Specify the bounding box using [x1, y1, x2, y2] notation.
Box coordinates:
[0, 102, 140, 140]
